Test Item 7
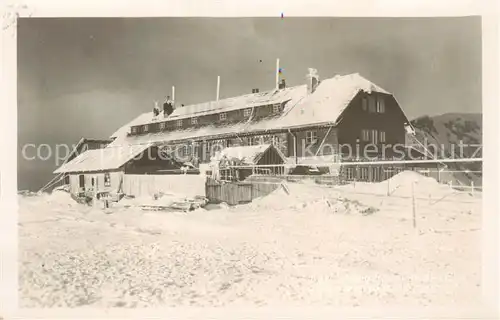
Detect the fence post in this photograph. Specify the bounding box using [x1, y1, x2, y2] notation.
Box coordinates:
[411, 181, 417, 229]
[471, 181, 474, 195]
[93, 175, 98, 207]
[387, 178, 390, 196]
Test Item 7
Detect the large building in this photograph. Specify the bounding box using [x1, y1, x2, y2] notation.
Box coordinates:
[108, 69, 414, 165]
[53, 68, 421, 198]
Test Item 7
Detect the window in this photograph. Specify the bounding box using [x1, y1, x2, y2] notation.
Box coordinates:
[360, 167, 369, 180]
[191, 117, 198, 125]
[368, 96, 376, 113]
[104, 172, 111, 187]
[159, 122, 166, 130]
[78, 175, 85, 188]
[362, 97, 368, 111]
[143, 125, 149, 132]
[244, 108, 252, 117]
[255, 136, 264, 145]
[346, 167, 354, 180]
[131, 126, 138, 134]
[376, 97, 385, 113]
[272, 104, 280, 114]
[379, 131, 386, 143]
[176, 119, 183, 127]
[219, 113, 227, 121]
[306, 131, 318, 145]
[361, 129, 370, 142]
[248, 136, 255, 145]
[371, 129, 378, 144]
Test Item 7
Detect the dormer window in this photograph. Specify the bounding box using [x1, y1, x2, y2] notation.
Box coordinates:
[176, 119, 183, 127]
[272, 103, 280, 114]
[131, 126, 138, 134]
[191, 117, 198, 125]
[143, 124, 149, 132]
[159, 122, 166, 130]
[219, 113, 227, 121]
[244, 108, 252, 117]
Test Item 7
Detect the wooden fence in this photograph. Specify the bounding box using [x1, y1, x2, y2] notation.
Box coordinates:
[123, 174, 206, 198]
[205, 177, 281, 205]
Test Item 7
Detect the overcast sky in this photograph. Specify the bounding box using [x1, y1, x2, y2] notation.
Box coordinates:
[17, 17, 481, 191]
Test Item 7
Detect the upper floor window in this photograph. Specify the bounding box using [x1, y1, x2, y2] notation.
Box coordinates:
[305, 131, 318, 145]
[368, 96, 376, 113]
[361, 129, 370, 142]
[272, 104, 280, 114]
[176, 119, 183, 127]
[219, 112, 227, 121]
[143, 124, 149, 132]
[131, 126, 138, 134]
[362, 97, 368, 111]
[244, 108, 252, 117]
[371, 129, 378, 144]
[159, 122, 166, 130]
[379, 131, 386, 143]
[376, 97, 385, 113]
[191, 117, 198, 125]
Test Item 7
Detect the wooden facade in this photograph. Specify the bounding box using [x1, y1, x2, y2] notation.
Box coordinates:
[205, 177, 280, 205]
[337, 92, 408, 159]
[125, 91, 410, 167]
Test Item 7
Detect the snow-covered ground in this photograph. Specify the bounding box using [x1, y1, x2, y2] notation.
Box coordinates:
[19, 171, 482, 308]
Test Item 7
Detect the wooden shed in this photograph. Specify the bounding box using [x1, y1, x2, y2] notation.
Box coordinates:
[214, 144, 286, 181]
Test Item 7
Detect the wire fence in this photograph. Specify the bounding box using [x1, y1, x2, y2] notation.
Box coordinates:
[220, 162, 482, 194]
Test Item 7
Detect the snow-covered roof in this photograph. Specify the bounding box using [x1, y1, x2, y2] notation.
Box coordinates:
[54, 143, 152, 174]
[219, 144, 285, 165]
[276, 73, 389, 128]
[109, 73, 394, 145]
[110, 85, 307, 138]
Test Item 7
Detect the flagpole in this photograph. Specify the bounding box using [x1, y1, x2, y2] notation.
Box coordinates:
[275, 58, 280, 90]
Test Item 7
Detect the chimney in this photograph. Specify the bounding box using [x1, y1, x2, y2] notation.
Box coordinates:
[163, 96, 174, 117]
[306, 68, 320, 94]
[172, 86, 175, 102]
[216, 76, 220, 101]
[279, 79, 286, 89]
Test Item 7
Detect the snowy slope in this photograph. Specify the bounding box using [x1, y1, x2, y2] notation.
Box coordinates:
[19, 172, 481, 308]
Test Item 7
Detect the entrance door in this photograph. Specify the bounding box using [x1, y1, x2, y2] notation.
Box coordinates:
[79, 175, 85, 188]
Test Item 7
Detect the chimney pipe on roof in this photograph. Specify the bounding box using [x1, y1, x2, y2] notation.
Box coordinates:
[279, 79, 286, 89]
[216, 76, 220, 101]
[306, 68, 319, 94]
[172, 86, 175, 102]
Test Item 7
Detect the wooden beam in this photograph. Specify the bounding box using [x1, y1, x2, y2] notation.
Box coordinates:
[314, 126, 333, 157]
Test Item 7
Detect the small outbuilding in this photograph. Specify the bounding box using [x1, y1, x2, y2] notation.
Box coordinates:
[212, 144, 287, 181]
